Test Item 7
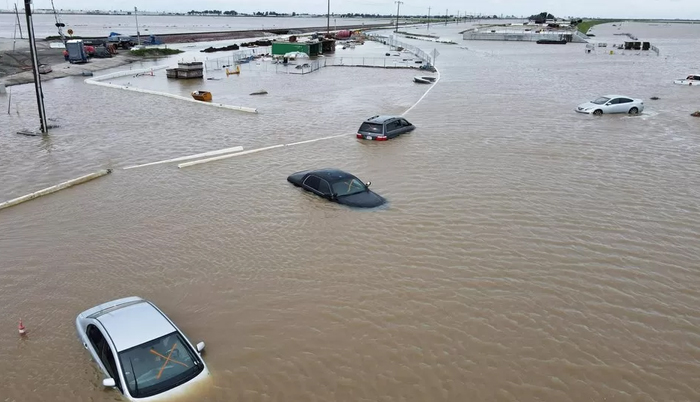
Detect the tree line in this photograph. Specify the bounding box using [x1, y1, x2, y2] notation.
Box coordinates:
[184, 10, 503, 18]
[187, 10, 298, 16]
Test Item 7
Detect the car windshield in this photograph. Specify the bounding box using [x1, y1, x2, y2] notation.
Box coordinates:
[331, 178, 367, 197]
[359, 123, 383, 133]
[119, 332, 203, 399]
[591, 97, 610, 105]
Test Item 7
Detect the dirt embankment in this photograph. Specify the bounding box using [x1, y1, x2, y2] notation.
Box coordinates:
[0, 39, 139, 87]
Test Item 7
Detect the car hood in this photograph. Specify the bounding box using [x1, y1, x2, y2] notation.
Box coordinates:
[337, 190, 386, 208]
[577, 102, 601, 110]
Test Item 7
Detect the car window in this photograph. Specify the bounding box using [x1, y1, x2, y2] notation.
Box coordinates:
[87, 324, 123, 392]
[619, 98, 633, 103]
[608, 98, 620, 104]
[386, 121, 401, 132]
[331, 178, 366, 197]
[303, 175, 321, 191]
[401, 119, 411, 126]
[118, 332, 203, 399]
[359, 122, 383, 133]
[592, 97, 610, 105]
[318, 179, 331, 195]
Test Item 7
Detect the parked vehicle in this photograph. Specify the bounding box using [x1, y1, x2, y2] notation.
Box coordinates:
[673, 74, 700, 86]
[575, 95, 644, 115]
[287, 168, 386, 208]
[75, 296, 210, 401]
[357, 115, 415, 141]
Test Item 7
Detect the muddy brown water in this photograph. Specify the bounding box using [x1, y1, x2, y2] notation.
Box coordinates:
[1, 22, 700, 401]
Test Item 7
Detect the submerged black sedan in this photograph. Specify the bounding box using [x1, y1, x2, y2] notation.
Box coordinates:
[287, 169, 386, 208]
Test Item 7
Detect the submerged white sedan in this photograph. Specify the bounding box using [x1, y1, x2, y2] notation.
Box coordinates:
[575, 95, 644, 116]
[76, 297, 210, 401]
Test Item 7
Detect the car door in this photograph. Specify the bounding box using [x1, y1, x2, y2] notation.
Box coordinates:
[604, 98, 620, 113]
[400, 119, 413, 133]
[302, 175, 323, 196]
[618, 97, 634, 112]
[386, 120, 401, 138]
[87, 324, 123, 392]
[317, 178, 332, 198]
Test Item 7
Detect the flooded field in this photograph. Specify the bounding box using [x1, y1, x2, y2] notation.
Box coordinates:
[1, 22, 700, 401]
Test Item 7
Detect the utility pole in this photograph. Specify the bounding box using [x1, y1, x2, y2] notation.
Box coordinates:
[14, 3, 23, 39]
[445, 9, 448, 25]
[134, 7, 140, 45]
[456, 10, 459, 24]
[23, 0, 48, 133]
[394, 0, 403, 33]
[326, 0, 330, 35]
[427, 6, 430, 30]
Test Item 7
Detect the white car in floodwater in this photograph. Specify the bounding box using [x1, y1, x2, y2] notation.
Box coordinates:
[673, 74, 700, 86]
[76, 296, 210, 401]
[575, 95, 644, 116]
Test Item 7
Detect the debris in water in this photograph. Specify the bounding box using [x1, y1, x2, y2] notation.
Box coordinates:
[650, 96, 659, 100]
[250, 90, 268, 95]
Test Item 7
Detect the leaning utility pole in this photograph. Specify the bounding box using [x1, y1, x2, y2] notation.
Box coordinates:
[23, 0, 48, 133]
[14, 3, 23, 39]
[394, 1, 403, 33]
[134, 7, 141, 45]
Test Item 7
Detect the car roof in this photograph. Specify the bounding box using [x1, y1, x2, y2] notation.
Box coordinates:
[307, 169, 357, 181]
[601, 94, 634, 99]
[95, 300, 177, 352]
[363, 115, 400, 124]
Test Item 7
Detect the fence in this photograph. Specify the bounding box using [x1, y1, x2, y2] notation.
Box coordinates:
[273, 59, 324, 75]
[202, 46, 272, 71]
[366, 34, 435, 65]
[324, 57, 425, 69]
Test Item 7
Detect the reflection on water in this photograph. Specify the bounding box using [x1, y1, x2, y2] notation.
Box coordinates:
[1, 22, 700, 402]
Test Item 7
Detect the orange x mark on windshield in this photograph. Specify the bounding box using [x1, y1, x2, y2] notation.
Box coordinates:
[151, 343, 189, 379]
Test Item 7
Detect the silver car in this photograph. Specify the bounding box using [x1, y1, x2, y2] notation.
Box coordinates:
[575, 95, 644, 115]
[76, 296, 210, 401]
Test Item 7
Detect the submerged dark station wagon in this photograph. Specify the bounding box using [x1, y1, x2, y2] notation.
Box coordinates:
[356, 115, 415, 141]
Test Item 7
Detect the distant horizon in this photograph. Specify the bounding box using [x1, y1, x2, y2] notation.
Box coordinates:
[1, 9, 699, 21]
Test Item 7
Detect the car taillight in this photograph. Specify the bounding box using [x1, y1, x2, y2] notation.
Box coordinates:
[356, 133, 363, 138]
[376, 136, 387, 141]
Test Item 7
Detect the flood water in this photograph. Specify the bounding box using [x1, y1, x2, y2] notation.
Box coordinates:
[2, 21, 700, 401]
[0, 13, 393, 38]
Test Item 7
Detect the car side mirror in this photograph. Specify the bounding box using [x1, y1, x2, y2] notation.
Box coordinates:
[365, 181, 371, 188]
[196, 342, 206, 353]
[103, 378, 116, 388]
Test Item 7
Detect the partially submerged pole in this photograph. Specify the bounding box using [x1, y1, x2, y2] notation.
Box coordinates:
[326, 0, 330, 35]
[14, 3, 23, 39]
[23, 0, 48, 134]
[134, 7, 140, 45]
[0, 169, 112, 211]
[394, 1, 403, 33]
